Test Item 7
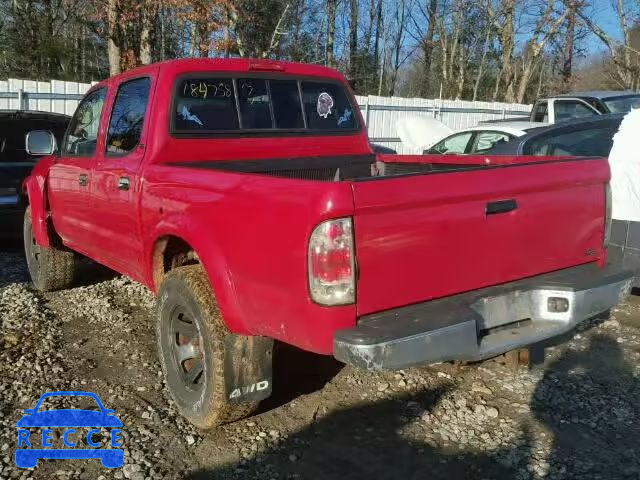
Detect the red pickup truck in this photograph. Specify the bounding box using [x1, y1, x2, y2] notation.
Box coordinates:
[23, 59, 631, 428]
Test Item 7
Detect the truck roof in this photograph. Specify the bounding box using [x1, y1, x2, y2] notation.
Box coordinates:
[548, 90, 639, 100]
[88, 58, 348, 92]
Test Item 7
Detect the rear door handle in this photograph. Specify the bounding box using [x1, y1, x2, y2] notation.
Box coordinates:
[486, 199, 517, 215]
[118, 177, 130, 191]
[78, 174, 88, 187]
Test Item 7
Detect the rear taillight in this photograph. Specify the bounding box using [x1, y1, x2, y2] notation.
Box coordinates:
[604, 183, 612, 247]
[308, 218, 355, 305]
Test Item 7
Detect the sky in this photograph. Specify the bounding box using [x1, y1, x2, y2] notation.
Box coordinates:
[586, 0, 632, 48]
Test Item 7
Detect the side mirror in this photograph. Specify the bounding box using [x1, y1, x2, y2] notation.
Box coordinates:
[25, 130, 56, 156]
[23, 408, 35, 415]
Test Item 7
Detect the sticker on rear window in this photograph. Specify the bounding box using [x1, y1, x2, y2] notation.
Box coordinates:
[317, 92, 334, 118]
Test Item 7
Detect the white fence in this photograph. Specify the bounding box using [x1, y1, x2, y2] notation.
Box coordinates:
[1, 78, 532, 152]
[0, 79, 91, 116]
[357, 95, 531, 153]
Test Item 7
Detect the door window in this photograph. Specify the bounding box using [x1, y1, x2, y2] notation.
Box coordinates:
[429, 132, 473, 154]
[106, 77, 152, 154]
[471, 131, 512, 153]
[532, 102, 548, 122]
[554, 100, 598, 122]
[62, 88, 107, 156]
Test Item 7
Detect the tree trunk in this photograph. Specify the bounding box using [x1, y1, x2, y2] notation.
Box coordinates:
[472, 24, 492, 101]
[107, 0, 121, 76]
[561, 0, 576, 87]
[326, 0, 337, 66]
[493, 0, 515, 101]
[139, 5, 153, 65]
[421, 0, 437, 97]
[349, 0, 359, 78]
[373, 0, 382, 70]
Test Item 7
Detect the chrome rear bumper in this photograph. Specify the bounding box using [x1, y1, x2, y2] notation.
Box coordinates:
[334, 264, 632, 370]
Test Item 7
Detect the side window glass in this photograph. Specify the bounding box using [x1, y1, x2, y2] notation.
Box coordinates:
[532, 102, 548, 122]
[524, 126, 618, 157]
[237, 79, 272, 129]
[431, 132, 473, 154]
[63, 88, 107, 156]
[472, 131, 511, 153]
[270, 80, 305, 129]
[106, 77, 151, 154]
[554, 101, 597, 122]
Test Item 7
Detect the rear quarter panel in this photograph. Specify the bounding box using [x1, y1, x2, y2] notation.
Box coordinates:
[140, 165, 357, 354]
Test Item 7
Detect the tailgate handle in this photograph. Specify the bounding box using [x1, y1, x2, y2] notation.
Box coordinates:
[486, 199, 517, 215]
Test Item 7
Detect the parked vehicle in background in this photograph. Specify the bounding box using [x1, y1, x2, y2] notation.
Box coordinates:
[485, 114, 623, 157]
[529, 91, 640, 123]
[606, 109, 640, 287]
[0, 110, 70, 235]
[422, 121, 545, 155]
[23, 58, 631, 429]
[370, 143, 396, 154]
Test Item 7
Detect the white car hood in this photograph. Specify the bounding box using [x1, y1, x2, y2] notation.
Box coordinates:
[397, 116, 453, 154]
[609, 108, 640, 221]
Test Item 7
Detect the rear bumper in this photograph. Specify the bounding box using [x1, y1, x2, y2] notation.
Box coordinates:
[334, 264, 632, 370]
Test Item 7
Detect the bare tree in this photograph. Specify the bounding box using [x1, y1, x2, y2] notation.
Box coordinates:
[107, 0, 121, 75]
[580, 0, 640, 90]
[493, 0, 516, 101]
[349, 0, 359, 78]
[326, 0, 337, 66]
[513, 0, 570, 102]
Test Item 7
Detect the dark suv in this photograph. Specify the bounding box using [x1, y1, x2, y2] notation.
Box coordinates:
[0, 110, 69, 235]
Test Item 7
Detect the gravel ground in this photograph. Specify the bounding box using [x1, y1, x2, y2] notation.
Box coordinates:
[1, 241, 640, 480]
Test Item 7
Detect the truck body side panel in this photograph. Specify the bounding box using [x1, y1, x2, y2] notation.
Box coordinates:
[140, 165, 357, 354]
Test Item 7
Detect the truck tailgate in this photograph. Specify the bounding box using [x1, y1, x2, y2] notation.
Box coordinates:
[352, 157, 609, 316]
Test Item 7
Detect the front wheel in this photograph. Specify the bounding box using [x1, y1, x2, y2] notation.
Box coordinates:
[156, 264, 273, 429]
[24, 206, 76, 292]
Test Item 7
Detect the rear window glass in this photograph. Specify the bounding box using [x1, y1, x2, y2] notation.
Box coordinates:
[172, 76, 357, 134]
[301, 81, 357, 130]
[237, 79, 272, 129]
[270, 80, 304, 129]
[175, 79, 238, 131]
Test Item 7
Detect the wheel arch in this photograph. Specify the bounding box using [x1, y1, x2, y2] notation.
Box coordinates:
[148, 228, 250, 335]
[24, 175, 52, 247]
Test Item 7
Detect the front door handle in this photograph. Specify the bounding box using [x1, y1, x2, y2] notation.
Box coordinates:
[78, 174, 88, 187]
[486, 199, 517, 215]
[118, 176, 130, 191]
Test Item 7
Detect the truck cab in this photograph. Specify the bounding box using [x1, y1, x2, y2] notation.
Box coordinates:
[530, 91, 640, 123]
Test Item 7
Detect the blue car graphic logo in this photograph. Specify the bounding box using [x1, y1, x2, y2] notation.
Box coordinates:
[15, 391, 124, 469]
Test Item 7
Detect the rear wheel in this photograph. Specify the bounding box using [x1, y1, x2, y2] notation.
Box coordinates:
[156, 264, 271, 428]
[23, 206, 76, 292]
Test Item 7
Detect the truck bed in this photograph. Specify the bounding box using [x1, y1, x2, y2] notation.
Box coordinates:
[159, 153, 609, 349]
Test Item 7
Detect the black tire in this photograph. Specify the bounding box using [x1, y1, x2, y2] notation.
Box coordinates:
[156, 264, 260, 428]
[24, 206, 76, 292]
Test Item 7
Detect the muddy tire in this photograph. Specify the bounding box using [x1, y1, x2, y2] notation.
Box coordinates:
[24, 206, 76, 292]
[156, 264, 269, 429]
